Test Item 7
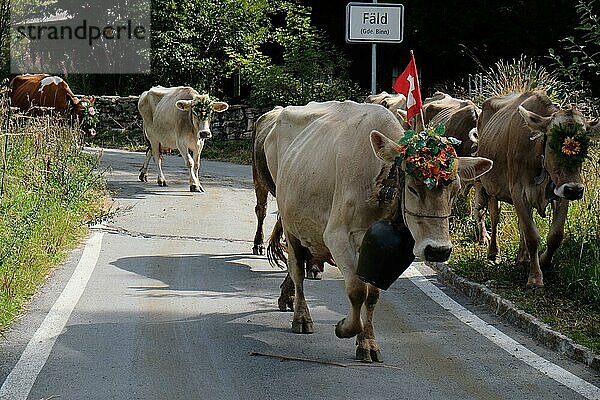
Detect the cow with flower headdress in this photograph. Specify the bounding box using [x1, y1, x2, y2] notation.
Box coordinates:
[9, 74, 97, 136]
[138, 86, 229, 192]
[474, 91, 600, 288]
[264, 100, 493, 361]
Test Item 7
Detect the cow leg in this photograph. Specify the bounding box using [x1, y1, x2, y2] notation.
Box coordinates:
[540, 199, 569, 270]
[286, 234, 313, 334]
[355, 284, 382, 363]
[513, 197, 543, 288]
[191, 141, 205, 192]
[473, 185, 490, 244]
[179, 142, 203, 192]
[252, 181, 268, 255]
[487, 197, 500, 261]
[278, 274, 294, 312]
[139, 146, 152, 182]
[150, 140, 167, 186]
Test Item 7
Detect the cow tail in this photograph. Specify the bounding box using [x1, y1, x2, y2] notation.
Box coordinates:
[267, 215, 287, 269]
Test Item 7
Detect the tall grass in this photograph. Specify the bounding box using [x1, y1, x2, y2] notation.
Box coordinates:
[0, 89, 107, 330]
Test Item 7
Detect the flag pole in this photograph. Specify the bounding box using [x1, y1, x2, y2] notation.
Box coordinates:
[411, 50, 426, 132]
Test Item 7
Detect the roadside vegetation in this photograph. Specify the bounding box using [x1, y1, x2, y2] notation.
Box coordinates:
[0, 90, 108, 331]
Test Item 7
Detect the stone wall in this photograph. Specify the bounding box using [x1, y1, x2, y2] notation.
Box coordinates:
[92, 95, 261, 140]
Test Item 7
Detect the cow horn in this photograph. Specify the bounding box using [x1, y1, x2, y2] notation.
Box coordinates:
[518, 105, 552, 133]
[588, 118, 600, 138]
[397, 109, 407, 122]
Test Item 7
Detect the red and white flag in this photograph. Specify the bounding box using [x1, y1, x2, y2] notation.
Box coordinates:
[392, 51, 423, 126]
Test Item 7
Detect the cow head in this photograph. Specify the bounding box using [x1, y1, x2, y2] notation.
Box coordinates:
[370, 130, 493, 262]
[176, 94, 229, 139]
[71, 96, 97, 136]
[519, 104, 600, 200]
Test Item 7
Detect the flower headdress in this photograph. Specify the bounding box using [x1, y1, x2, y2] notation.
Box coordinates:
[192, 95, 215, 121]
[547, 123, 590, 169]
[396, 124, 460, 190]
[82, 102, 98, 127]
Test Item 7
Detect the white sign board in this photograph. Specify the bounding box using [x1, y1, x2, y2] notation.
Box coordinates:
[346, 3, 404, 44]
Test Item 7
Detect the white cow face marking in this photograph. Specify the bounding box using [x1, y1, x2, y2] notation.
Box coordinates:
[176, 95, 229, 139]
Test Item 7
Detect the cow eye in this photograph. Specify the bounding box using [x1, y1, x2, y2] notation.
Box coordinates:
[408, 186, 418, 196]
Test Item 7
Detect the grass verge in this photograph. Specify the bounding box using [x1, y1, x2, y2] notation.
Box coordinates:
[0, 112, 108, 332]
[449, 148, 600, 352]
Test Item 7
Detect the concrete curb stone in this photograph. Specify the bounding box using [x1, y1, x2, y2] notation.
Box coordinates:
[429, 262, 600, 372]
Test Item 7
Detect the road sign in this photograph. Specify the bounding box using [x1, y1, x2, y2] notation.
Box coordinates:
[346, 2, 404, 44]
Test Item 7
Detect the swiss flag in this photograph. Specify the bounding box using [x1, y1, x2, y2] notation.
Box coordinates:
[392, 51, 423, 126]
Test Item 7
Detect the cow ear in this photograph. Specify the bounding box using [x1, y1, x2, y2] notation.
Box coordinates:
[587, 118, 600, 138]
[176, 99, 193, 111]
[457, 157, 493, 182]
[518, 105, 552, 133]
[212, 101, 229, 112]
[370, 130, 403, 163]
[396, 109, 407, 122]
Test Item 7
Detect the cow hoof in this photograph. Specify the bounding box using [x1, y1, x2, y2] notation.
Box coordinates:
[252, 245, 264, 255]
[158, 180, 167, 187]
[139, 172, 147, 182]
[526, 280, 544, 289]
[278, 295, 294, 312]
[355, 348, 382, 363]
[190, 185, 205, 193]
[292, 320, 314, 334]
[305, 266, 323, 280]
[335, 318, 360, 339]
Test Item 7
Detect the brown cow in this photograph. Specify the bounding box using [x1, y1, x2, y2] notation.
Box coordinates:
[365, 91, 409, 129]
[475, 91, 600, 288]
[264, 100, 492, 361]
[9, 74, 96, 135]
[423, 92, 479, 156]
[252, 107, 326, 312]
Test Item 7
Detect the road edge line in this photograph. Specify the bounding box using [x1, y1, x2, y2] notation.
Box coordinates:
[0, 232, 104, 400]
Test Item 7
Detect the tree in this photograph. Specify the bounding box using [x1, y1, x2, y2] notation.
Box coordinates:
[548, 0, 600, 113]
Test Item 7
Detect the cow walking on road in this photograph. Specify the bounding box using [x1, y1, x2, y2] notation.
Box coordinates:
[138, 86, 228, 192]
[264, 101, 492, 361]
[475, 91, 599, 288]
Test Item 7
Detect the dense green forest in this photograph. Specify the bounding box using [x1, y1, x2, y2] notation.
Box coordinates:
[0, 0, 598, 109]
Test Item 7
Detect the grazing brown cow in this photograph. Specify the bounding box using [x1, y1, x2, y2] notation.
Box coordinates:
[475, 91, 600, 288]
[264, 100, 492, 361]
[423, 92, 480, 156]
[9, 74, 96, 136]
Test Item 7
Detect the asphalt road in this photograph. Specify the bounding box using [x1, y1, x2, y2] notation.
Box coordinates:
[1, 148, 599, 400]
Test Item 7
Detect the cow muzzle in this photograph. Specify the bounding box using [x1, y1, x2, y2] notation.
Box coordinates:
[423, 244, 453, 262]
[199, 130, 212, 139]
[555, 183, 584, 200]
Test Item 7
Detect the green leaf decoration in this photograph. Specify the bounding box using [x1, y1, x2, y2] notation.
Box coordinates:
[434, 123, 446, 136]
[424, 178, 436, 190]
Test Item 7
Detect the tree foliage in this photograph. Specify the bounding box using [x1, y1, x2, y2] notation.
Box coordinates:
[548, 0, 600, 113]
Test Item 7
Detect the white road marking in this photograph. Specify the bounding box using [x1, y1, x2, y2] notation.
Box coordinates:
[0, 232, 104, 400]
[405, 263, 600, 400]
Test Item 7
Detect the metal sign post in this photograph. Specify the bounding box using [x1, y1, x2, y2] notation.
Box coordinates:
[346, 2, 404, 95]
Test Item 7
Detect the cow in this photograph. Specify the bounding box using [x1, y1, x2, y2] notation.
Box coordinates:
[474, 91, 600, 288]
[365, 91, 409, 129]
[252, 107, 326, 311]
[264, 100, 492, 361]
[138, 86, 229, 192]
[423, 92, 480, 156]
[8, 74, 97, 136]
